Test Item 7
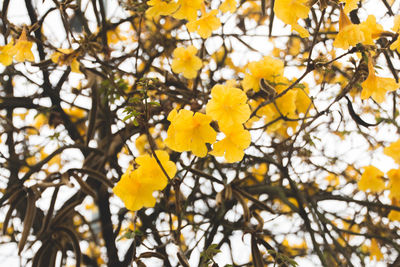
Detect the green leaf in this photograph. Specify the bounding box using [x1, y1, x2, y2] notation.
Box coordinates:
[149, 101, 160, 106]
[200, 244, 221, 263]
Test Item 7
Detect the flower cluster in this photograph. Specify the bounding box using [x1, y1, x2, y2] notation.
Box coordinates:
[385, 140, 400, 220]
[333, 7, 383, 50]
[355, 139, 400, 221]
[113, 150, 176, 211]
[145, 0, 223, 39]
[242, 56, 312, 136]
[207, 84, 251, 162]
[242, 56, 284, 92]
[165, 83, 251, 162]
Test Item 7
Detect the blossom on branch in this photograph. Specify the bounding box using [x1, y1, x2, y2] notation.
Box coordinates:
[333, 7, 365, 49]
[11, 28, 35, 62]
[273, 0, 310, 38]
[210, 124, 251, 163]
[113, 150, 176, 211]
[361, 59, 399, 104]
[165, 109, 217, 157]
[358, 165, 385, 193]
[206, 84, 250, 129]
[171, 45, 202, 79]
[186, 10, 221, 39]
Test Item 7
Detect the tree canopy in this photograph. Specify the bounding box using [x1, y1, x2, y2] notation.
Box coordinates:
[1, 0, 400, 266]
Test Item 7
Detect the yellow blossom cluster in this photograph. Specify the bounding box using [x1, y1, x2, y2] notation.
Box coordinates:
[330, 8, 400, 104]
[244, 163, 268, 185]
[333, 7, 384, 50]
[242, 56, 312, 136]
[384, 140, 400, 221]
[242, 56, 284, 92]
[207, 83, 251, 162]
[219, 0, 237, 13]
[165, 82, 251, 162]
[145, 0, 223, 39]
[113, 150, 176, 211]
[356, 140, 400, 222]
[384, 139, 400, 165]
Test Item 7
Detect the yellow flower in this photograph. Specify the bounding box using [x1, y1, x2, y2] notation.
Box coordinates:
[294, 84, 312, 115]
[11, 28, 35, 62]
[384, 139, 400, 165]
[135, 150, 176, 185]
[273, 0, 310, 38]
[251, 163, 268, 182]
[390, 15, 400, 52]
[360, 15, 383, 45]
[172, 0, 203, 21]
[358, 165, 385, 193]
[107, 28, 128, 45]
[325, 173, 340, 187]
[257, 78, 298, 133]
[333, 7, 365, 50]
[282, 238, 307, 256]
[220, 0, 237, 13]
[51, 49, 81, 74]
[387, 169, 400, 199]
[171, 46, 202, 79]
[206, 84, 250, 129]
[64, 106, 86, 122]
[211, 125, 251, 163]
[340, 0, 359, 14]
[0, 40, 16, 66]
[361, 60, 399, 103]
[389, 210, 400, 221]
[113, 150, 176, 211]
[393, 15, 400, 33]
[85, 243, 104, 265]
[389, 196, 400, 221]
[288, 38, 301, 56]
[242, 56, 284, 92]
[186, 10, 221, 39]
[135, 134, 148, 155]
[33, 113, 47, 129]
[369, 239, 384, 261]
[146, 0, 179, 18]
[48, 154, 61, 167]
[165, 109, 217, 157]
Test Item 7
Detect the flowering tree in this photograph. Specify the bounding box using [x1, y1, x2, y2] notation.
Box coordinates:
[1, 0, 400, 266]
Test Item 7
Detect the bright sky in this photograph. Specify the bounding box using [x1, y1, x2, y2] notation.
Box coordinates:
[1, 0, 399, 266]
